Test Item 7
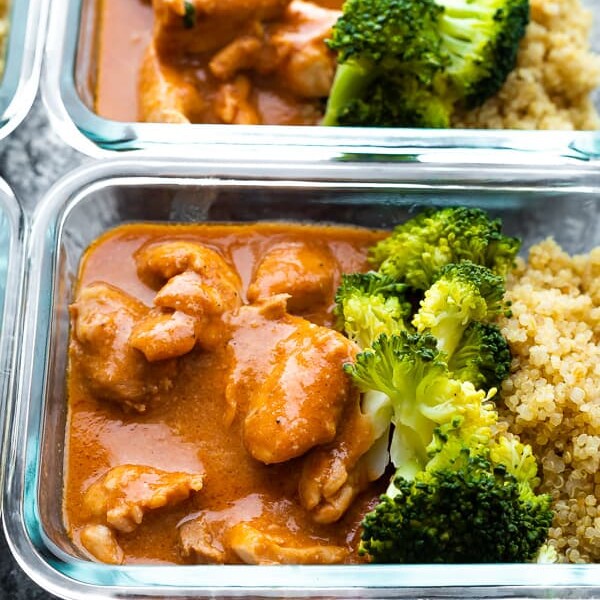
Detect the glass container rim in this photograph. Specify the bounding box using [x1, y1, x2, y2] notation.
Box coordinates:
[7, 158, 600, 599]
[42, 0, 600, 161]
[0, 0, 48, 140]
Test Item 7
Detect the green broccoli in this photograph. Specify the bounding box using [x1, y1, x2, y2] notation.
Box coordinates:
[360, 443, 553, 563]
[344, 327, 550, 564]
[321, 0, 452, 127]
[322, 0, 529, 127]
[439, 0, 530, 109]
[412, 261, 509, 356]
[448, 321, 511, 390]
[370, 207, 521, 290]
[535, 544, 559, 564]
[345, 332, 495, 479]
[328, 75, 453, 127]
[334, 272, 411, 349]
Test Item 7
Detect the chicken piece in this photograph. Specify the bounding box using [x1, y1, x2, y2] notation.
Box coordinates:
[83, 465, 204, 533]
[70, 283, 175, 412]
[129, 309, 197, 362]
[152, 0, 291, 56]
[180, 515, 228, 563]
[268, 0, 340, 98]
[299, 406, 388, 523]
[208, 0, 339, 99]
[139, 43, 203, 123]
[243, 319, 358, 464]
[80, 524, 124, 565]
[209, 35, 264, 81]
[180, 507, 348, 565]
[247, 241, 337, 313]
[136, 241, 241, 297]
[223, 295, 298, 425]
[227, 522, 347, 564]
[214, 75, 261, 124]
[134, 242, 242, 353]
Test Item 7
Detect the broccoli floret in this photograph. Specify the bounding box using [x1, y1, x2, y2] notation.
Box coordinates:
[322, 0, 529, 127]
[535, 543, 559, 564]
[370, 207, 521, 289]
[322, 0, 450, 127]
[345, 332, 494, 479]
[360, 446, 553, 563]
[439, 0, 530, 108]
[334, 272, 411, 349]
[447, 322, 511, 390]
[412, 262, 508, 356]
[327, 68, 453, 128]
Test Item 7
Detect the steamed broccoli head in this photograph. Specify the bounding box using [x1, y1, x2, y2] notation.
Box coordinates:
[360, 447, 553, 563]
[489, 435, 540, 488]
[448, 321, 511, 390]
[332, 71, 453, 128]
[345, 332, 448, 478]
[346, 332, 497, 479]
[370, 207, 521, 289]
[345, 331, 446, 412]
[334, 272, 411, 349]
[412, 261, 509, 356]
[322, 0, 450, 126]
[327, 0, 444, 65]
[322, 0, 529, 127]
[438, 0, 530, 108]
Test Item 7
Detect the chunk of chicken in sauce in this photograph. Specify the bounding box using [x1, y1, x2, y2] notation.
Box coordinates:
[70, 283, 175, 412]
[179, 495, 347, 564]
[131, 242, 242, 358]
[83, 465, 204, 533]
[209, 0, 340, 98]
[140, 0, 339, 124]
[139, 43, 205, 124]
[243, 319, 358, 464]
[81, 466, 203, 563]
[81, 465, 204, 563]
[247, 241, 338, 315]
[300, 415, 390, 523]
[80, 525, 124, 565]
[228, 522, 347, 564]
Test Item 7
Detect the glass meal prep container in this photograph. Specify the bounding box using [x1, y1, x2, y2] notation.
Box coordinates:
[0, 0, 47, 139]
[0, 177, 24, 481]
[4, 158, 600, 599]
[43, 0, 600, 159]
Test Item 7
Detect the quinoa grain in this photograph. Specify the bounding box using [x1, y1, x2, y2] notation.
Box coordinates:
[454, 0, 600, 130]
[499, 239, 600, 562]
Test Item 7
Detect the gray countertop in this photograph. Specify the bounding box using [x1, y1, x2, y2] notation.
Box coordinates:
[0, 97, 83, 600]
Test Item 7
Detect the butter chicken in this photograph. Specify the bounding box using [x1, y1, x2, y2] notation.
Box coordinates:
[96, 0, 342, 124]
[65, 223, 388, 565]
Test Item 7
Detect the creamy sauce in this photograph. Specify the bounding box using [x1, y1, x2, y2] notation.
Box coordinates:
[93, 0, 343, 123]
[95, 0, 154, 121]
[65, 222, 387, 564]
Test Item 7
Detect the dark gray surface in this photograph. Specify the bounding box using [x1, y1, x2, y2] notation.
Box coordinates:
[0, 98, 85, 212]
[0, 97, 85, 600]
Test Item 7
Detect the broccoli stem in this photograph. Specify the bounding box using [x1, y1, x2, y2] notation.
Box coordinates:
[322, 62, 375, 125]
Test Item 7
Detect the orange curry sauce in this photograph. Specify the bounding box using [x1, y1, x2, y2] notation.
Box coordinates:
[65, 222, 387, 565]
[94, 0, 344, 124]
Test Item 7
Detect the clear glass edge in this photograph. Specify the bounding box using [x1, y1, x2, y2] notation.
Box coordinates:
[5, 158, 600, 599]
[42, 0, 600, 161]
[0, 176, 25, 511]
[0, 0, 47, 140]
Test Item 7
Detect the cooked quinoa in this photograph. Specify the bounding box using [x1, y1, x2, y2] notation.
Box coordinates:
[453, 0, 600, 130]
[498, 239, 600, 563]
